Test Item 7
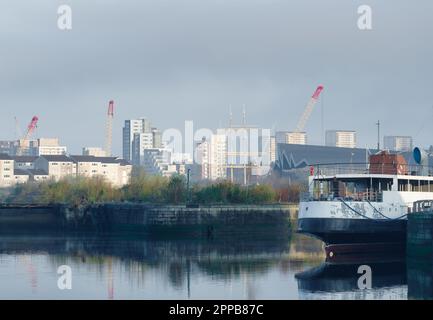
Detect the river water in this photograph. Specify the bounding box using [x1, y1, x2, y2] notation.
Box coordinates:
[0, 230, 426, 300]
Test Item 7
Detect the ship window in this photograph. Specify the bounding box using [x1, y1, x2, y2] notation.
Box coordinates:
[419, 180, 432, 192]
[312, 177, 389, 202]
[398, 179, 433, 192]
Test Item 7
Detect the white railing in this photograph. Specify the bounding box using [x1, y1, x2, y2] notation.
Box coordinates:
[301, 191, 383, 203]
[310, 162, 433, 177]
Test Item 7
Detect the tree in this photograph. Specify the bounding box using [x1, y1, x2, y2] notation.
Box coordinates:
[165, 175, 187, 204]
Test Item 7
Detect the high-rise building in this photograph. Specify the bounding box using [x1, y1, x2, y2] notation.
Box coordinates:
[258, 134, 275, 164]
[195, 138, 210, 180]
[122, 118, 152, 161]
[275, 131, 307, 145]
[131, 132, 154, 166]
[195, 135, 227, 180]
[152, 128, 163, 148]
[209, 134, 227, 180]
[211, 124, 274, 182]
[270, 136, 276, 163]
[325, 130, 356, 148]
[171, 152, 193, 164]
[275, 131, 289, 144]
[383, 136, 413, 152]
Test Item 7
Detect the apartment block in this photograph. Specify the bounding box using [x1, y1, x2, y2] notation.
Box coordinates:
[383, 136, 413, 152]
[275, 131, 307, 145]
[13, 169, 30, 184]
[131, 132, 154, 165]
[32, 138, 67, 156]
[325, 130, 357, 148]
[82, 147, 107, 157]
[0, 154, 14, 187]
[0, 153, 132, 188]
[195, 134, 227, 180]
[34, 155, 76, 181]
[70, 155, 132, 187]
[13, 156, 38, 170]
[141, 148, 177, 177]
[122, 118, 152, 161]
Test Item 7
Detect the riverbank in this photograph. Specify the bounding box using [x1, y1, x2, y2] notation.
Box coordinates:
[0, 203, 297, 239]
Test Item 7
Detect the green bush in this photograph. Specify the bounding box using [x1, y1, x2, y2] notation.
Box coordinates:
[193, 181, 277, 204]
[6, 176, 121, 205]
[247, 184, 278, 204]
[121, 171, 168, 203]
[5, 173, 280, 205]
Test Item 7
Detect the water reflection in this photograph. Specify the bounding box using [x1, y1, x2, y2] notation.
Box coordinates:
[296, 260, 407, 300]
[407, 254, 433, 300]
[1, 231, 433, 299]
[0, 232, 310, 299]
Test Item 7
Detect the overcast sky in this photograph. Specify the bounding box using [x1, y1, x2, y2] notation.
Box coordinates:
[0, 0, 432, 155]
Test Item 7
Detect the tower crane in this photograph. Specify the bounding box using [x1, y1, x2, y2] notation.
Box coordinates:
[16, 116, 39, 156]
[294, 85, 324, 133]
[105, 100, 114, 156]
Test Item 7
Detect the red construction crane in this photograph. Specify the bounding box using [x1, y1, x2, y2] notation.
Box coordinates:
[105, 100, 114, 156]
[16, 116, 38, 156]
[294, 85, 324, 133]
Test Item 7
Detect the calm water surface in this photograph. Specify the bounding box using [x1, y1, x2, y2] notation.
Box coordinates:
[0, 230, 423, 300]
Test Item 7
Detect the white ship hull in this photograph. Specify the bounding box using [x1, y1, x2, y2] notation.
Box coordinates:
[298, 191, 433, 245]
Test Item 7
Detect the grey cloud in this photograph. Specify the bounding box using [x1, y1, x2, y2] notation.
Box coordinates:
[0, 0, 432, 154]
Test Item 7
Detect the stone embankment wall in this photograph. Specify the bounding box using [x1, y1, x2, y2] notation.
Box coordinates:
[62, 203, 293, 239]
[0, 203, 293, 239]
[408, 211, 433, 258]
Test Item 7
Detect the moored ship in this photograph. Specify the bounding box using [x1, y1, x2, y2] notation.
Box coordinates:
[298, 149, 433, 258]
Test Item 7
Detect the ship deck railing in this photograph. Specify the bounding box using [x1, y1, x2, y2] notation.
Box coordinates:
[300, 191, 383, 203]
[310, 162, 433, 177]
